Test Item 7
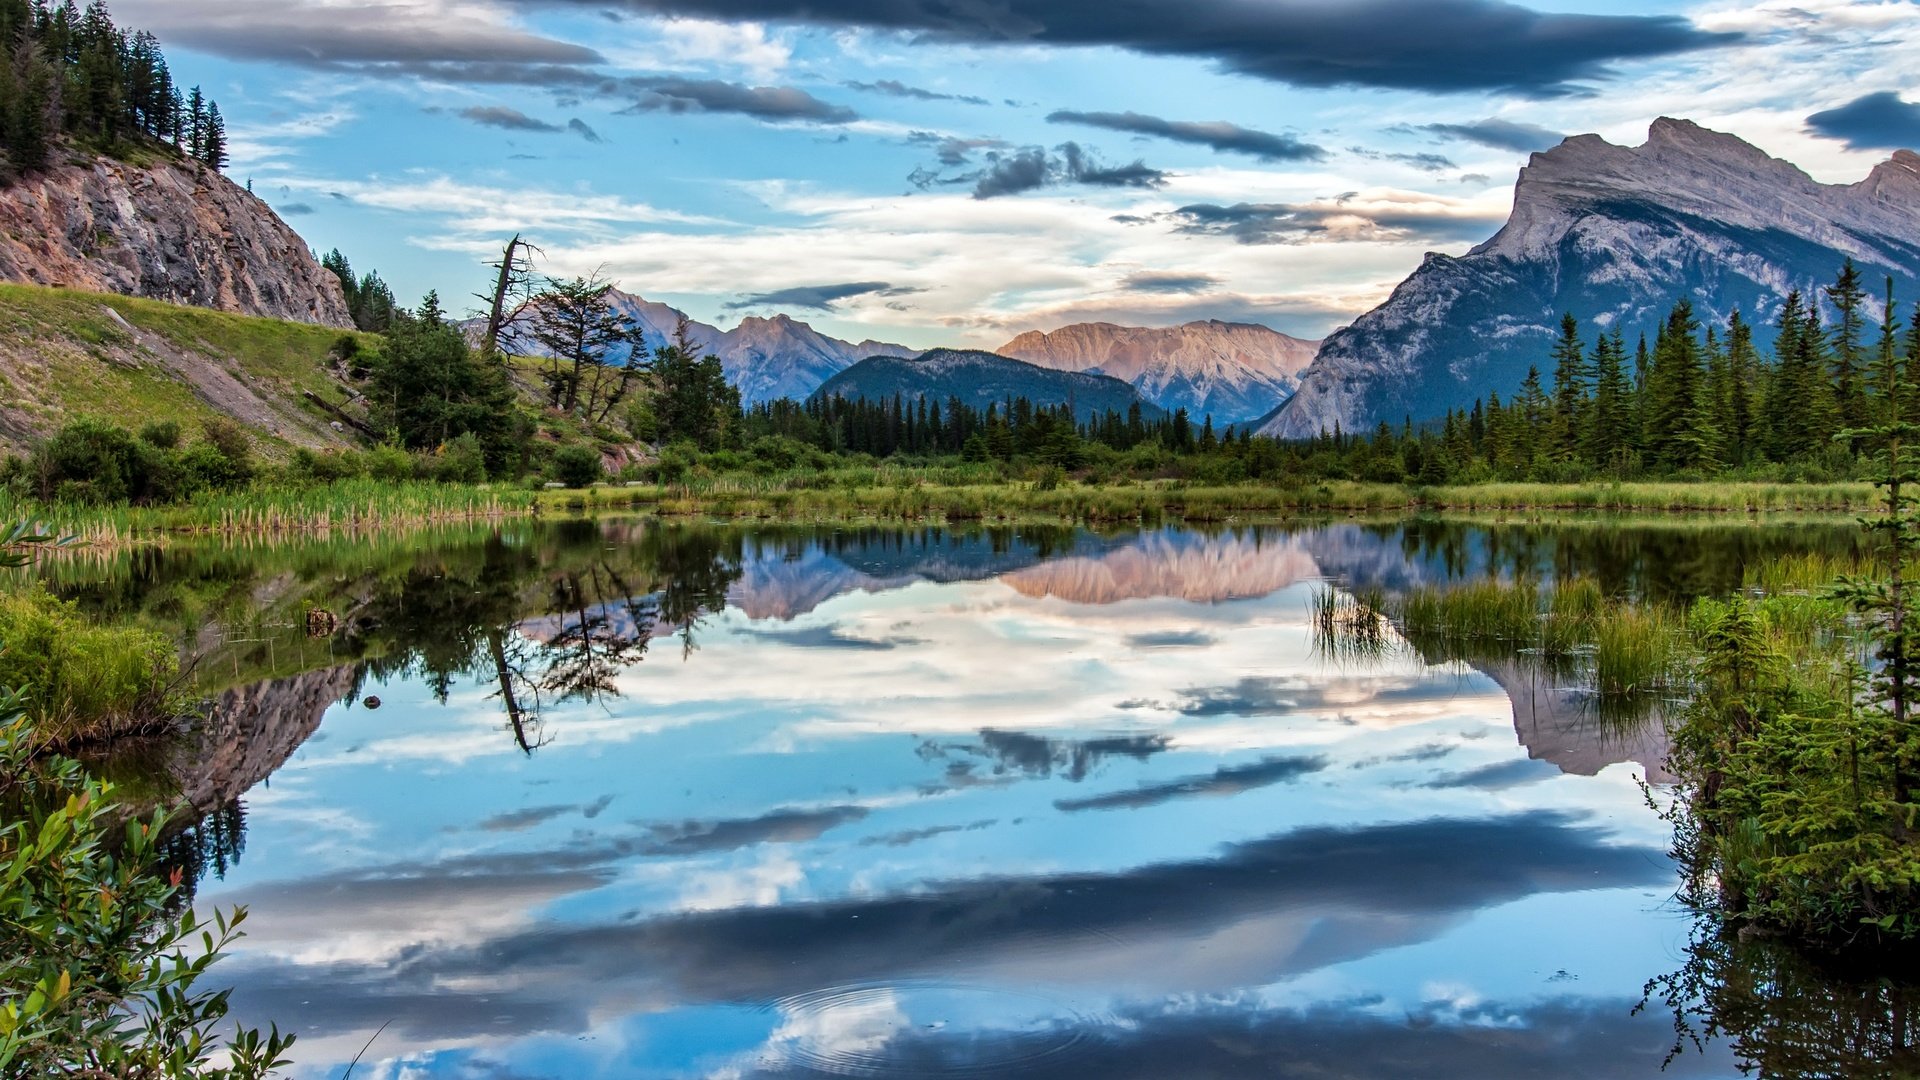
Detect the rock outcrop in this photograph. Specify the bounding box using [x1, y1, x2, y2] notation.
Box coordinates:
[1000, 320, 1317, 423]
[1264, 118, 1920, 438]
[0, 154, 352, 327]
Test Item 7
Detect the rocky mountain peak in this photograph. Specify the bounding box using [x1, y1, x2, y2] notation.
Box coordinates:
[998, 318, 1319, 422]
[1264, 117, 1920, 440]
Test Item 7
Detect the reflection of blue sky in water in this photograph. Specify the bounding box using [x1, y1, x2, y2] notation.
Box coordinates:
[198, 526, 1732, 1078]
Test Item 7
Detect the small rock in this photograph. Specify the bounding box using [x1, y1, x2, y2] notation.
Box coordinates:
[363, 695, 382, 710]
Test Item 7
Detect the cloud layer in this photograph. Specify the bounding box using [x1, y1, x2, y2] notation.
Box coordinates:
[1048, 110, 1326, 162]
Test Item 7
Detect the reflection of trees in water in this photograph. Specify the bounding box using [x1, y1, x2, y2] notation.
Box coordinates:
[347, 524, 746, 754]
[918, 729, 1171, 784]
[1645, 914, 1920, 1078]
[154, 798, 246, 910]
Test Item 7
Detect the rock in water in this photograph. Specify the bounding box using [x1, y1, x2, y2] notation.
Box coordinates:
[0, 155, 352, 327]
[1264, 118, 1920, 439]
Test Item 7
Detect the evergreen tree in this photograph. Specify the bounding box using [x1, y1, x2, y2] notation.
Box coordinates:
[1548, 313, 1588, 460]
[1723, 310, 1758, 466]
[199, 100, 225, 169]
[1829, 259, 1870, 439]
[1644, 299, 1719, 470]
[1586, 328, 1630, 468]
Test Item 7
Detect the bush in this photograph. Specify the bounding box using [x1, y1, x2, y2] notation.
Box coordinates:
[552, 444, 604, 488]
[137, 419, 181, 449]
[0, 587, 177, 747]
[365, 444, 414, 483]
[289, 446, 366, 483]
[197, 418, 256, 484]
[0, 703, 295, 1076]
[430, 433, 487, 484]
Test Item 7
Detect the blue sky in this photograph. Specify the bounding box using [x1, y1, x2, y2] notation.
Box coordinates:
[119, 0, 1918, 348]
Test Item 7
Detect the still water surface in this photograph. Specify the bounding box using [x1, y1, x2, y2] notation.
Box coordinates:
[58, 518, 1913, 1077]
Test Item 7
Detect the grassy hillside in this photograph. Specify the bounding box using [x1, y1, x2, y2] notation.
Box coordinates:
[0, 283, 373, 456]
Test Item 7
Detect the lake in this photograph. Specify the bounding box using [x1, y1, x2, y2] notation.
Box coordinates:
[57, 517, 1918, 1078]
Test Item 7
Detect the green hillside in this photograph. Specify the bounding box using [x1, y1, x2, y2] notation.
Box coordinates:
[0, 284, 372, 456]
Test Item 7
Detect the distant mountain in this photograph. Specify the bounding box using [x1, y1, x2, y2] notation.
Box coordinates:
[497, 288, 917, 406]
[812, 348, 1165, 423]
[1264, 117, 1920, 438]
[999, 320, 1317, 423]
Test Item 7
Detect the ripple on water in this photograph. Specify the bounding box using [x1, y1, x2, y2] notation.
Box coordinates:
[759, 980, 1111, 1077]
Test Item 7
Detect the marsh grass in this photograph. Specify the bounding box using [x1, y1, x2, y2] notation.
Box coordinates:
[1311, 584, 1395, 664]
[0, 586, 179, 747]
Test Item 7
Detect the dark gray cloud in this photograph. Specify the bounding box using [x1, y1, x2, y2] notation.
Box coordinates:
[726, 282, 915, 311]
[1350, 146, 1458, 171]
[1423, 757, 1558, 791]
[1124, 627, 1218, 645]
[1048, 109, 1325, 162]
[907, 131, 1012, 167]
[1806, 92, 1920, 151]
[543, 0, 1734, 97]
[275, 202, 314, 216]
[857, 819, 997, 847]
[478, 795, 615, 832]
[972, 142, 1168, 199]
[1055, 754, 1328, 812]
[622, 77, 857, 122]
[113, 0, 600, 66]
[1421, 116, 1566, 152]
[567, 117, 604, 142]
[1169, 200, 1502, 246]
[1172, 674, 1446, 716]
[457, 105, 564, 132]
[637, 804, 869, 855]
[845, 78, 989, 105]
[743, 623, 921, 648]
[962, 728, 1170, 780]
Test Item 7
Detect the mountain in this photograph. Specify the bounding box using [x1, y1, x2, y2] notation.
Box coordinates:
[499, 289, 917, 406]
[0, 154, 351, 327]
[998, 320, 1317, 423]
[1264, 118, 1920, 438]
[812, 348, 1165, 422]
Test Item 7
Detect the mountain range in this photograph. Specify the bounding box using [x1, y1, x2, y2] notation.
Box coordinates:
[1265, 118, 1920, 438]
[813, 348, 1163, 423]
[998, 321, 1317, 424]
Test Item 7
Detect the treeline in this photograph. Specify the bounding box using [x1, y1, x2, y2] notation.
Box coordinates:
[0, 0, 225, 180]
[321, 248, 398, 333]
[745, 394, 1218, 464]
[1331, 260, 1913, 484]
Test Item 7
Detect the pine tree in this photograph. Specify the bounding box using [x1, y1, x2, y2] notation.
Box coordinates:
[1829, 258, 1870, 441]
[1724, 310, 1758, 466]
[183, 84, 203, 159]
[1586, 328, 1630, 469]
[199, 101, 226, 169]
[1548, 313, 1588, 460]
[1644, 299, 1719, 470]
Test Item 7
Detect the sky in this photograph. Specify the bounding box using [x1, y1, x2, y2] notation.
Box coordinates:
[117, 0, 1920, 349]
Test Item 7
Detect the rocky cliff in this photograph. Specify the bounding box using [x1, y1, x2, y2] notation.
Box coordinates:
[0, 154, 352, 327]
[1000, 320, 1317, 423]
[1264, 118, 1920, 438]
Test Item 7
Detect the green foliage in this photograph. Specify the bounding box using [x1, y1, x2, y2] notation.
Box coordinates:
[0, 586, 176, 747]
[0, 704, 294, 1076]
[367, 294, 523, 476]
[551, 444, 603, 488]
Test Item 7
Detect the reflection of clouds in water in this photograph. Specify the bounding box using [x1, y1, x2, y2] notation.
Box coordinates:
[212, 811, 1665, 1058]
[1054, 755, 1327, 812]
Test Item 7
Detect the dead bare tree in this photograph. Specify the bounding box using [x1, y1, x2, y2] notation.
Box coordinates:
[474, 233, 542, 360]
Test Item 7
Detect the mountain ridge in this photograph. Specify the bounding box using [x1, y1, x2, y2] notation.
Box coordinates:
[1264, 118, 1920, 439]
[813, 348, 1165, 423]
[998, 319, 1317, 422]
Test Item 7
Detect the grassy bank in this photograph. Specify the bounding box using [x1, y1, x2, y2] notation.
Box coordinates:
[585, 475, 1877, 523]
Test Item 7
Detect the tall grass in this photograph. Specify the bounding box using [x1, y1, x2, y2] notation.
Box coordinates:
[0, 586, 178, 747]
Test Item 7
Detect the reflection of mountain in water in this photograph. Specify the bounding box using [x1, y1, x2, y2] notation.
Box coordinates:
[727, 529, 1123, 619]
[1001, 531, 1319, 604]
[84, 665, 357, 817]
[1479, 661, 1674, 784]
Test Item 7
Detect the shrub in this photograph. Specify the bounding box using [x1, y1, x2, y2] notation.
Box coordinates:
[0, 703, 295, 1076]
[197, 418, 256, 484]
[552, 444, 604, 488]
[289, 446, 366, 483]
[0, 587, 177, 747]
[431, 433, 487, 484]
[365, 444, 414, 483]
[136, 419, 181, 449]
